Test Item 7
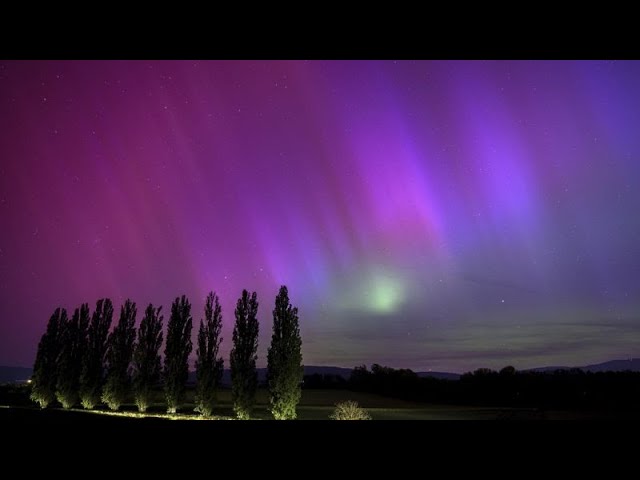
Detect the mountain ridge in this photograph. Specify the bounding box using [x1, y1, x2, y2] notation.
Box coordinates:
[3, 358, 639, 384]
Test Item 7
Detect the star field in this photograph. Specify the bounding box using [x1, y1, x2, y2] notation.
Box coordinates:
[0, 60, 638, 372]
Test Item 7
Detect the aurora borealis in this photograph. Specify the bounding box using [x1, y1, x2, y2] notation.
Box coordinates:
[1, 60, 639, 372]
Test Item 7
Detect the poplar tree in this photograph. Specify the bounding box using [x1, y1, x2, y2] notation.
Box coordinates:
[56, 304, 89, 408]
[80, 298, 113, 409]
[267, 286, 303, 419]
[102, 299, 137, 410]
[164, 295, 193, 414]
[132, 304, 163, 412]
[230, 289, 259, 419]
[31, 308, 66, 408]
[194, 292, 224, 416]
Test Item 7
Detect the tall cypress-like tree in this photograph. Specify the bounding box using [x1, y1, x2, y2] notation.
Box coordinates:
[164, 295, 193, 414]
[132, 304, 163, 412]
[102, 299, 137, 410]
[230, 289, 259, 419]
[31, 308, 66, 408]
[56, 304, 89, 408]
[267, 286, 303, 419]
[80, 298, 113, 409]
[194, 292, 224, 416]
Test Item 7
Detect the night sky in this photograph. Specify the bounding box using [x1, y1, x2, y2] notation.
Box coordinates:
[1, 60, 639, 372]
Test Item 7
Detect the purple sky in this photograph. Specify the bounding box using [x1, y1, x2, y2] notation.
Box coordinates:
[1, 60, 639, 372]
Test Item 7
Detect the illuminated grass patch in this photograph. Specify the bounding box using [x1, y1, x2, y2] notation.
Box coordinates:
[74, 408, 235, 421]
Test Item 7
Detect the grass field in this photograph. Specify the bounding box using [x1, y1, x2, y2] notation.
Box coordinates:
[3, 387, 630, 420]
[50, 388, 543, 420]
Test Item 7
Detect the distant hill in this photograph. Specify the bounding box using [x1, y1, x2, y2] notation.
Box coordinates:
[526, 365, 572, 373]
[0, 366, 32, 384]
[303, 366, 353, 378]
[581, 358, 640, 372]
[189, 365, 353, 386]
[4, 359, 639, 386]
[188, 366, 462, 384]
[2, 364, 459, 385]
[416, 371, 461, 380]
[526, 358, 640, 374]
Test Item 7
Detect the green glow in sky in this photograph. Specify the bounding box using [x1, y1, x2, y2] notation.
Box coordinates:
[334, 266, 407, 314]
[369, 273, 405, 313]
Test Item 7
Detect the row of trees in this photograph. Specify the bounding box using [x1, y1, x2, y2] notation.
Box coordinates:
[30, 286, 303, 419]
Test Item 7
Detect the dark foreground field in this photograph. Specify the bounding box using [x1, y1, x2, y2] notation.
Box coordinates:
[4, 388, 636, 462]
[3, 388, 636, 422]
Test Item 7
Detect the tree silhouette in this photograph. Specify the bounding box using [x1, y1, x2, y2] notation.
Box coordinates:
[56, 304, 89, 408]
[230, 289, 259, 419]
[31, 308, 66, 408]
[80, 298, 113, 409]
[102, 299, 137, 410]
[267, 285, 303, 420]
[164, 295, 193, 414]
[194, 292, 224, 417]
[132, 304, 163, 412]
[500, 365, 516, 376]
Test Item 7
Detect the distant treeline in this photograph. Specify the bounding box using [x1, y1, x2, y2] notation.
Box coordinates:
[303, 373, 348, 389]
[318, 364, 640, 410]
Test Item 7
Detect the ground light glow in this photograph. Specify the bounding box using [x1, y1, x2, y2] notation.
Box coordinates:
[77, 409, 234, 420]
